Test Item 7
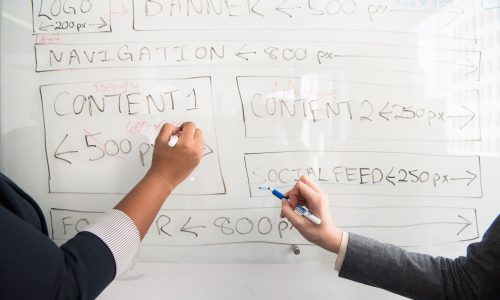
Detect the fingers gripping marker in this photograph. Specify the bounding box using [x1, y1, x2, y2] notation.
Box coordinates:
[168, 135, 179, 147]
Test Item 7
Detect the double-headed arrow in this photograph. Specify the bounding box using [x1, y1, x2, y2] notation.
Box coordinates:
[39, 17, 108, 32]
[340, 214, 472, 236]
[378, 102, 476, 130]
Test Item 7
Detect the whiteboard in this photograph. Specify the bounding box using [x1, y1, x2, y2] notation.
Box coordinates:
[1, 1, 499, 299]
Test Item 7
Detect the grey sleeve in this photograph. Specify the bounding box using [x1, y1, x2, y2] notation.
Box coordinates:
[338, 216, 500, 300]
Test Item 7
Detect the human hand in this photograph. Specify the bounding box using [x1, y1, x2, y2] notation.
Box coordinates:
[147, 122, 204, 191]
[280, 176, 343, 253]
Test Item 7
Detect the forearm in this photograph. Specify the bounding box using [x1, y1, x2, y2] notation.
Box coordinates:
[337, 234, 481, 300]
[338, 234, 444, 299]
[1, 207, 115, 299]
[114, 172, 173, 239]
[83, 170, 174, 278]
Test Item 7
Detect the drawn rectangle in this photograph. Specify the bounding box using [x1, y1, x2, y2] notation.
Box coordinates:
[237, 76, 481, 141]
[131, 0, 475, 42]
[244, 151, 482, 198]
[50, 206, 479, 247]
[40, 78, 225, 195]
[34, 41, 481, 81]
[32, 0, 111, 34]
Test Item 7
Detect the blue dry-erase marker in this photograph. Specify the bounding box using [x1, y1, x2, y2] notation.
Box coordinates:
[259, 186, 321, 225]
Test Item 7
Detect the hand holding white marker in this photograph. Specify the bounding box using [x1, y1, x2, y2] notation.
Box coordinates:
[148, 122, 204, 190]
[168, 134, 179, 147]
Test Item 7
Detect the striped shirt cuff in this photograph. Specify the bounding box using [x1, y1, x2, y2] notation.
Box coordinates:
[335, 231, 349, 272]
[84, 209, 140, 278]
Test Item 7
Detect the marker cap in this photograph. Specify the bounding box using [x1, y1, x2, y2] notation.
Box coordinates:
[168, 135, 179, 147]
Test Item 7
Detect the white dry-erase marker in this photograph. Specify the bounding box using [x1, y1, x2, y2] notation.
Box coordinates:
[168, 134, 179, 147]
[259, 186, 322, 225]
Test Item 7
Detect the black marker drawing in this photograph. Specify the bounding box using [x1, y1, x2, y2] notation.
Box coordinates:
[31, 0, 112, 34]
[40, 78, 225, 195]
[49, 206, 480, 247]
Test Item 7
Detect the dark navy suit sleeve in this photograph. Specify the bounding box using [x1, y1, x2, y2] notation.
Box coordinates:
[0, 206, 116, 300]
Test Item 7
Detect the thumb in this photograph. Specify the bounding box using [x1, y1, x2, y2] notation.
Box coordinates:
[156, 123, 176, 144]
[280, 199, 304, 228]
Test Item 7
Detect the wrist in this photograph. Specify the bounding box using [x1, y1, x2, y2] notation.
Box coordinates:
[323, 228, 343, 254]
[144, 170, 175, 195]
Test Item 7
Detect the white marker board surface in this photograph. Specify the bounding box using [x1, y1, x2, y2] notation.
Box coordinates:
[1, 1, 499, 299]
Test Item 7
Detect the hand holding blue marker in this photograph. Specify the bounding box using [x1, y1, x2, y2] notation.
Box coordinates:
[260, 186, 322, 225]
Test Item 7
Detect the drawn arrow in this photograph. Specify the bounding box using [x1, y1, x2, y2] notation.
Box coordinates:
[463, 58, 479, 77]
[450, 171, 477, 186]
[445, 6, 464, 25]
[54, 134, 79, 165]
[335, 54, 476, 74]
[455, 215, 472, 236]
[111, 3, 127, 19]
[39, 22, 54, 32]
[446, 106, 476, 130]
[378, 101, 392, 121]
[275, 0, 301, 18]
[180, 216, 207, 237]
[388, 6, 465, 25]
[202, 144, 214, 157]
[482, 3, 500, 10]
[90, 17, 108, 29]
[235, 44, 257, 61]
[340, 215, 472, 236]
